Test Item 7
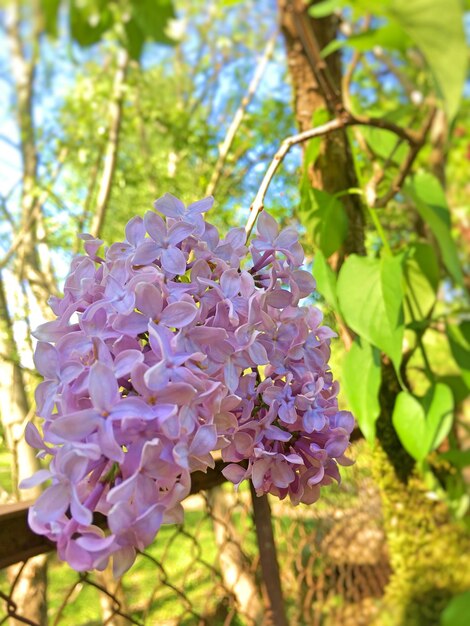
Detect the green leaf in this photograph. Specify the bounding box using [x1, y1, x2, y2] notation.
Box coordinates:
[446, 322, 470, 389]
[404, 242, 439, 323]
[441, 591, 470, 626]
[359, 126, 408, 163]
[131, 0, 177, 46]
[439, 450, 470, 470]
[342, 338, 381, 443]
[321, 0, 467, 117]
[424, 383, 454, 452]
[438, 375, 470, 405]
[309, 0, 343, 18]
[407, 172, 464, 286]
[392, 383, 454, 461]
[69, 0, 114, 47]
[124, 18, 146, 60]
[40, 0, 61, 38]
[321, 23, 410, 58]
[299, 188, 348, 257]
[388, 0, 467, 119]
[337, 254, 404, 372]
[313, 250, 338, 309]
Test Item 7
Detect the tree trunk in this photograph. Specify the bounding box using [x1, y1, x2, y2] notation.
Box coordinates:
[0, 275, 48, 626]
[278, 2, 469, 624]
[278, 0, 365, 256]
[207, 486, 263, 625]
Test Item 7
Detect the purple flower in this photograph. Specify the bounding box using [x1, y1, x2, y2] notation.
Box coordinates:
[23, 192, 354, 576]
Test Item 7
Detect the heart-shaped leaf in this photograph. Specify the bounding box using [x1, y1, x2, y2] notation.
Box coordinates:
[342, 338, 381, 443]
[337, 254, 404, 373]
[392, 383, 454, 461]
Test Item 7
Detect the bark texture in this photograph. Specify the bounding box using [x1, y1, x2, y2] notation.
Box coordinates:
[278, 0, 365, 256]
[278, 3, 467, 625]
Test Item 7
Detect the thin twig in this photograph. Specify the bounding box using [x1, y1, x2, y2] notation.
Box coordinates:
[0, 148, 68, 270]
[373, 108, 436, 208]
[206, 31, 278, 197]
[245, 116, 349, 237]
[89, 47, 130, 238]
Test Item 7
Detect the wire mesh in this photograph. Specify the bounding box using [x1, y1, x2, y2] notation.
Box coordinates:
[0, 445, 391, 626]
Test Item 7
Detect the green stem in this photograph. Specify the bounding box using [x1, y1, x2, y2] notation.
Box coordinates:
[367, 204, 392, 256]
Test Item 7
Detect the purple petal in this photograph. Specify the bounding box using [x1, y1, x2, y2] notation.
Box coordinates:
[132, 240, 161, 265]
[77, 533, 116, 552]
[33, 319, 80, 342]
[220, 269, 241, 298]
[34, 342, 59, 379]
[276, 227, 298, 249]
[144, 211, 166, 244]
[113, 350, 144, 378]
[98, 420, 125, 463]
[19, 469, 51, 490]
[135, 282, 163, 317]
[264, 425, 292, 442]
[154, 193, 185, 218]
[134, 504, 164, 547]
[24, 422, 46, 449]
[257, 211, 278, 240]
[222, 463, 247, 486]
[190, 425, 217, 456]
[225, 227, 246, 248]
[33, 483, 69, 523]
[107, 475, 137, 505]
[173, 442, 189, 469]
[112, 312, 148, 336]
[50, 409, 101, 439]
[168, 222, 195, 245]
[224, 360, 240, 393]
[160, 301, 198, 328]
[292, 270, 316, 297]
[35, 380, 57, 417]
[113, 546, 136, 578]
[248, 341, 269, 365]
[271, 462, 295, 488]
[125, 216, 146, 246]
[187, 196, 214, 214]
[111, 397, 155, 420]
[265, 289, 293, 309]
[144, 361, 169, 391]
[89, 362, 119, 413]
[70, 488, 93, 526]
[157, 383, 197, 404]
[161, 247, 187, 275]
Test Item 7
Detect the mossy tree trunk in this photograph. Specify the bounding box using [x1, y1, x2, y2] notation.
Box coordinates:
[278, 2, 469, 624]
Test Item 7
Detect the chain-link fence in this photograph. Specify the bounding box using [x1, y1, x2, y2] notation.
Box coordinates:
[0, 443, 390, 625]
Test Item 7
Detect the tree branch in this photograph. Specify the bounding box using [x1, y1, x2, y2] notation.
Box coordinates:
[205, 31, 277, 197]
[372, 108, 436, 208]
[0, 148, 68, 270]
[245, 116, 349, 237]
[89, 48, 130, 238]
[245, 106, 432, 237]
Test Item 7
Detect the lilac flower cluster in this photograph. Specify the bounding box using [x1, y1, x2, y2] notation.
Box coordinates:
[22, 194, 354, 576]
